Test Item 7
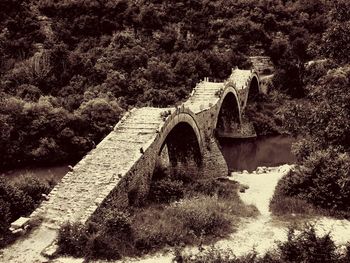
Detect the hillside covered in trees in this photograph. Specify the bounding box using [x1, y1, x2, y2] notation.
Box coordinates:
[0, 0, 348, 171]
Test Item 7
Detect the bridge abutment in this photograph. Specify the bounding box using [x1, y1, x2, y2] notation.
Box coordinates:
[202, 138, 229, 178]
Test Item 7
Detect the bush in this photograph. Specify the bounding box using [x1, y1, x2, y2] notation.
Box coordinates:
[57, 222, 89, 258]
[58, 212, 134, 260]
[270, 191, 317, 217]
[0, 178, 34, 222]
[272, 149, 350, 215]
[175, 226, 349, 263]
[148, 178, 184, 204]
[168, 196, 232, 236]
[279, 226, 339, 263]
[102, 210, 132, 237]
[13, 174, 52, 203]
[186, 179, 238, 200]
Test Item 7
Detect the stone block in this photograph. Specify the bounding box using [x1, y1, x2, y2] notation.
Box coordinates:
[10, 217, 30, 231]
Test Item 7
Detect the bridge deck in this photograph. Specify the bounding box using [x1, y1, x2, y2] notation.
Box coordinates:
[184, 81, 223, 113]
[31, 107, 167, 228]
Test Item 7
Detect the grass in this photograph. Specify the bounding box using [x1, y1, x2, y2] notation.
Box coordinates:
[56, 168, 258, 260]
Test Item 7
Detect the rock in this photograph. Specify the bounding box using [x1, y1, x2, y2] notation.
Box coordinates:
[256, 166, 268, 174]
[256, 167, 263, 174]
[42, 193, 50, 200]
[41, 242, 59, 259]
[10, 217, 30, 231]
[239, 184, 249, 193]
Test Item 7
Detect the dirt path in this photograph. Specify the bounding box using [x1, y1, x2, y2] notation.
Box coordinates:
[5, 165, 349, 262]
[120, 164, 350, 262]
[0, 226, 57, 263]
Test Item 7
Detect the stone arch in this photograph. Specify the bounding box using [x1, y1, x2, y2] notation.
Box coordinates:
[246, 74, 260, 104]
[157, 109, 203, 173]
[215, 87, 241, 137]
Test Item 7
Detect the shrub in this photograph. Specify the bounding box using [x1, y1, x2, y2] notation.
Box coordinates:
[85, 232, 122, 260]
[274, 149, 350, 213]
[186, 179, 238, 200]
[175, 226, 349, 263]
[270, 191, 317, 216]
[0, 178, 34, 221]
[13, 174, 52, 203]
[148, 178, 184, 204]
[57, 222, 89, 258]
[279, 225, 339, 263]
[291, 137, 319, 163]
[169, 196, 232, 236]
[103, 210, 132, 237]
[58, 212, 134, 260]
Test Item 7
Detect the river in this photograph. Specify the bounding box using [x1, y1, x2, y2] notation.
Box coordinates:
[0, 165, 69, 183]
[219, 135, 297, 172]
[0, 135, 296, 181]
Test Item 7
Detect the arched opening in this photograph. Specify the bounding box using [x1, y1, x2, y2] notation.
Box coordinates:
[247, 76, 259, 102]
[216, 92, 240, 137]
[159, 122, 202, 167]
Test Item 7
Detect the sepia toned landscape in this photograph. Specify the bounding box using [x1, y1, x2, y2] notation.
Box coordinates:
[0, 0, 350, 262]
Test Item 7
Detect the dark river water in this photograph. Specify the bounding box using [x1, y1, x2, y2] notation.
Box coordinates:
[219, 135, 297, 172]
[1, 136, 296, 181]
[0, 165, 69, 183]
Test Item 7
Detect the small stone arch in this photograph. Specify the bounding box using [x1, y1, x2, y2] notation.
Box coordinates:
[157, 108, 203, 175]
[246, 73, 260, 105]
[214, 87, 241, 137]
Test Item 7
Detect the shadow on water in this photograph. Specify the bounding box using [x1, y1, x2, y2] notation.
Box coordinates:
[219, 135, 297, 172]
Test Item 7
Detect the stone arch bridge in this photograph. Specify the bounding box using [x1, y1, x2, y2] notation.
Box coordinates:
[2, 68, 261, 260]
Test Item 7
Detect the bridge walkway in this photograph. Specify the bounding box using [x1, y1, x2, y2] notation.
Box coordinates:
[31, 107, 168, 229]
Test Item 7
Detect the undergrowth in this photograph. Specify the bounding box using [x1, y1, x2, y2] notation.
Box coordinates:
[0, 173, 55, 248]
[175, 225, 350, 263]
[57, 166, 258, 260]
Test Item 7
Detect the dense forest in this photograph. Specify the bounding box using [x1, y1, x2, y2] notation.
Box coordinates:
[1, 0, 346, 169]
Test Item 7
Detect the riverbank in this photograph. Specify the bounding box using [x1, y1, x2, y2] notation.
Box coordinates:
[107, 165, 350, 262]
